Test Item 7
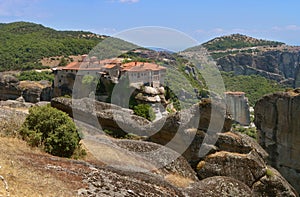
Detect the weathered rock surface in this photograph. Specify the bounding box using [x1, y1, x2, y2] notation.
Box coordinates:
[0, 73, 21, 100]
[225, 91, 250, 125]
[18, 80, 53, 103]
[255, 89, 300, 194]
[252, 166, 298, 197]
[79, 165, 185, 197]
[197, 150, 266, 187]
[185, 176, 253, 197]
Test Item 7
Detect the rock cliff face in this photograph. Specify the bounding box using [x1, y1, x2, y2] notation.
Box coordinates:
[217, 49, 300, 87]
[225, 91, 250, 125]
[255, 89, 300, 194]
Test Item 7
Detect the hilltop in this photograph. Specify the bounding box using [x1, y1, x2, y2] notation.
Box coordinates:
[202, 33, 284, 51]
[0, 22, 106, 71]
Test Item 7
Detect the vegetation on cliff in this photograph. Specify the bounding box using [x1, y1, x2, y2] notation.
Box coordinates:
[222, 72, 285, 106]
[17, 70, 54, 82]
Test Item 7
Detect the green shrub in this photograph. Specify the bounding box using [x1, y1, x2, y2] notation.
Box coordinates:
[133, 104, 156, 121]
[19, 105, 82, 158]
[266, 168, 274, 177]
[233, 125, 257, 139]
[17, 70, 54, 82]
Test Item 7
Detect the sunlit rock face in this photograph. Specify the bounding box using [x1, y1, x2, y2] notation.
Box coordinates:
[255, 89, 300, 193]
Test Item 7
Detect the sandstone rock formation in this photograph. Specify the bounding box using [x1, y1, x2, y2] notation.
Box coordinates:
[255, 89, 300, 194]
[225, 91, 250, 125]
[0, 73, 21, 100]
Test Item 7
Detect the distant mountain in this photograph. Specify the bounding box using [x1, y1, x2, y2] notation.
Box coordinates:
[183, 34, 300, 88]
[146, 47, 175, 54]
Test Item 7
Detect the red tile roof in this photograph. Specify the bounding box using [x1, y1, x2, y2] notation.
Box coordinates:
[56, 58, 122, 71]
[121, 62, 166, 72]
[104, 64, 118, 69]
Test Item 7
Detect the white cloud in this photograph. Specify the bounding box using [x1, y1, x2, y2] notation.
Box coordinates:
[0, 0, 41, 17]
[119, 0, 139, 3]
[272, 25, 300, 31]
[286, 25, 300, 31]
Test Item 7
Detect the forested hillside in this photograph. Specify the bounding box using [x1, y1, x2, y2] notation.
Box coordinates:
[0, 22, 105, 71]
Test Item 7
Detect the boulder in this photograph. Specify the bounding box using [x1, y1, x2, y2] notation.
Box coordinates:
[252, 166, 298, 197]
[196, 150, 266, 187]
[19, 80, 52, 103]
[0, 73, 21, 100]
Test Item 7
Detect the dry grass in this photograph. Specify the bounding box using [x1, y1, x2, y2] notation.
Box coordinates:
[0, 137, 89, 197]
[0, 111, 96, 196]
[164, 174, 194, 188]
[0, 113, 24, 138]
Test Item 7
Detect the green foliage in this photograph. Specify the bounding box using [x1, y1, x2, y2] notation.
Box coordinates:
[19, 105, 82, 158]
[103, 129, 127, 138]
[82, 75, 97, 87]
[164, 86, 181, 111]
[233, 125, 257, 139]
[202, 34, 284, 51]
[222, 72, 284, 106]
[133, 104, 156, 121]
[58, 57, 68, 66]
[266, 168, 274, 177]
[17, 70, 54, 82]
[0, 22, 104, 71]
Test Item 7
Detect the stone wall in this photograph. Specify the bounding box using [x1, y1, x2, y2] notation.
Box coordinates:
[255, 89, 300, 193]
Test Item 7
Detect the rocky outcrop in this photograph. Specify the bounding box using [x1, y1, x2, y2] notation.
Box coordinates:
[0, 73, 53, 103]
[196, 132, 297, 196]
[252, 166, 298, 197]
[0, 73, 21, 100]
[217, 49, 300, 87]
[51, 97, 297, 196]
[225, 91, 250, 125]
[255, 89, 300, 194]
[197, 150, 266, 187]
[51, 97, 232, 166]
[18, 80, 53, 103]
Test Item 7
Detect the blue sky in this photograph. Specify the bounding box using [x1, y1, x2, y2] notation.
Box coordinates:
[1, 0, 300, 46]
